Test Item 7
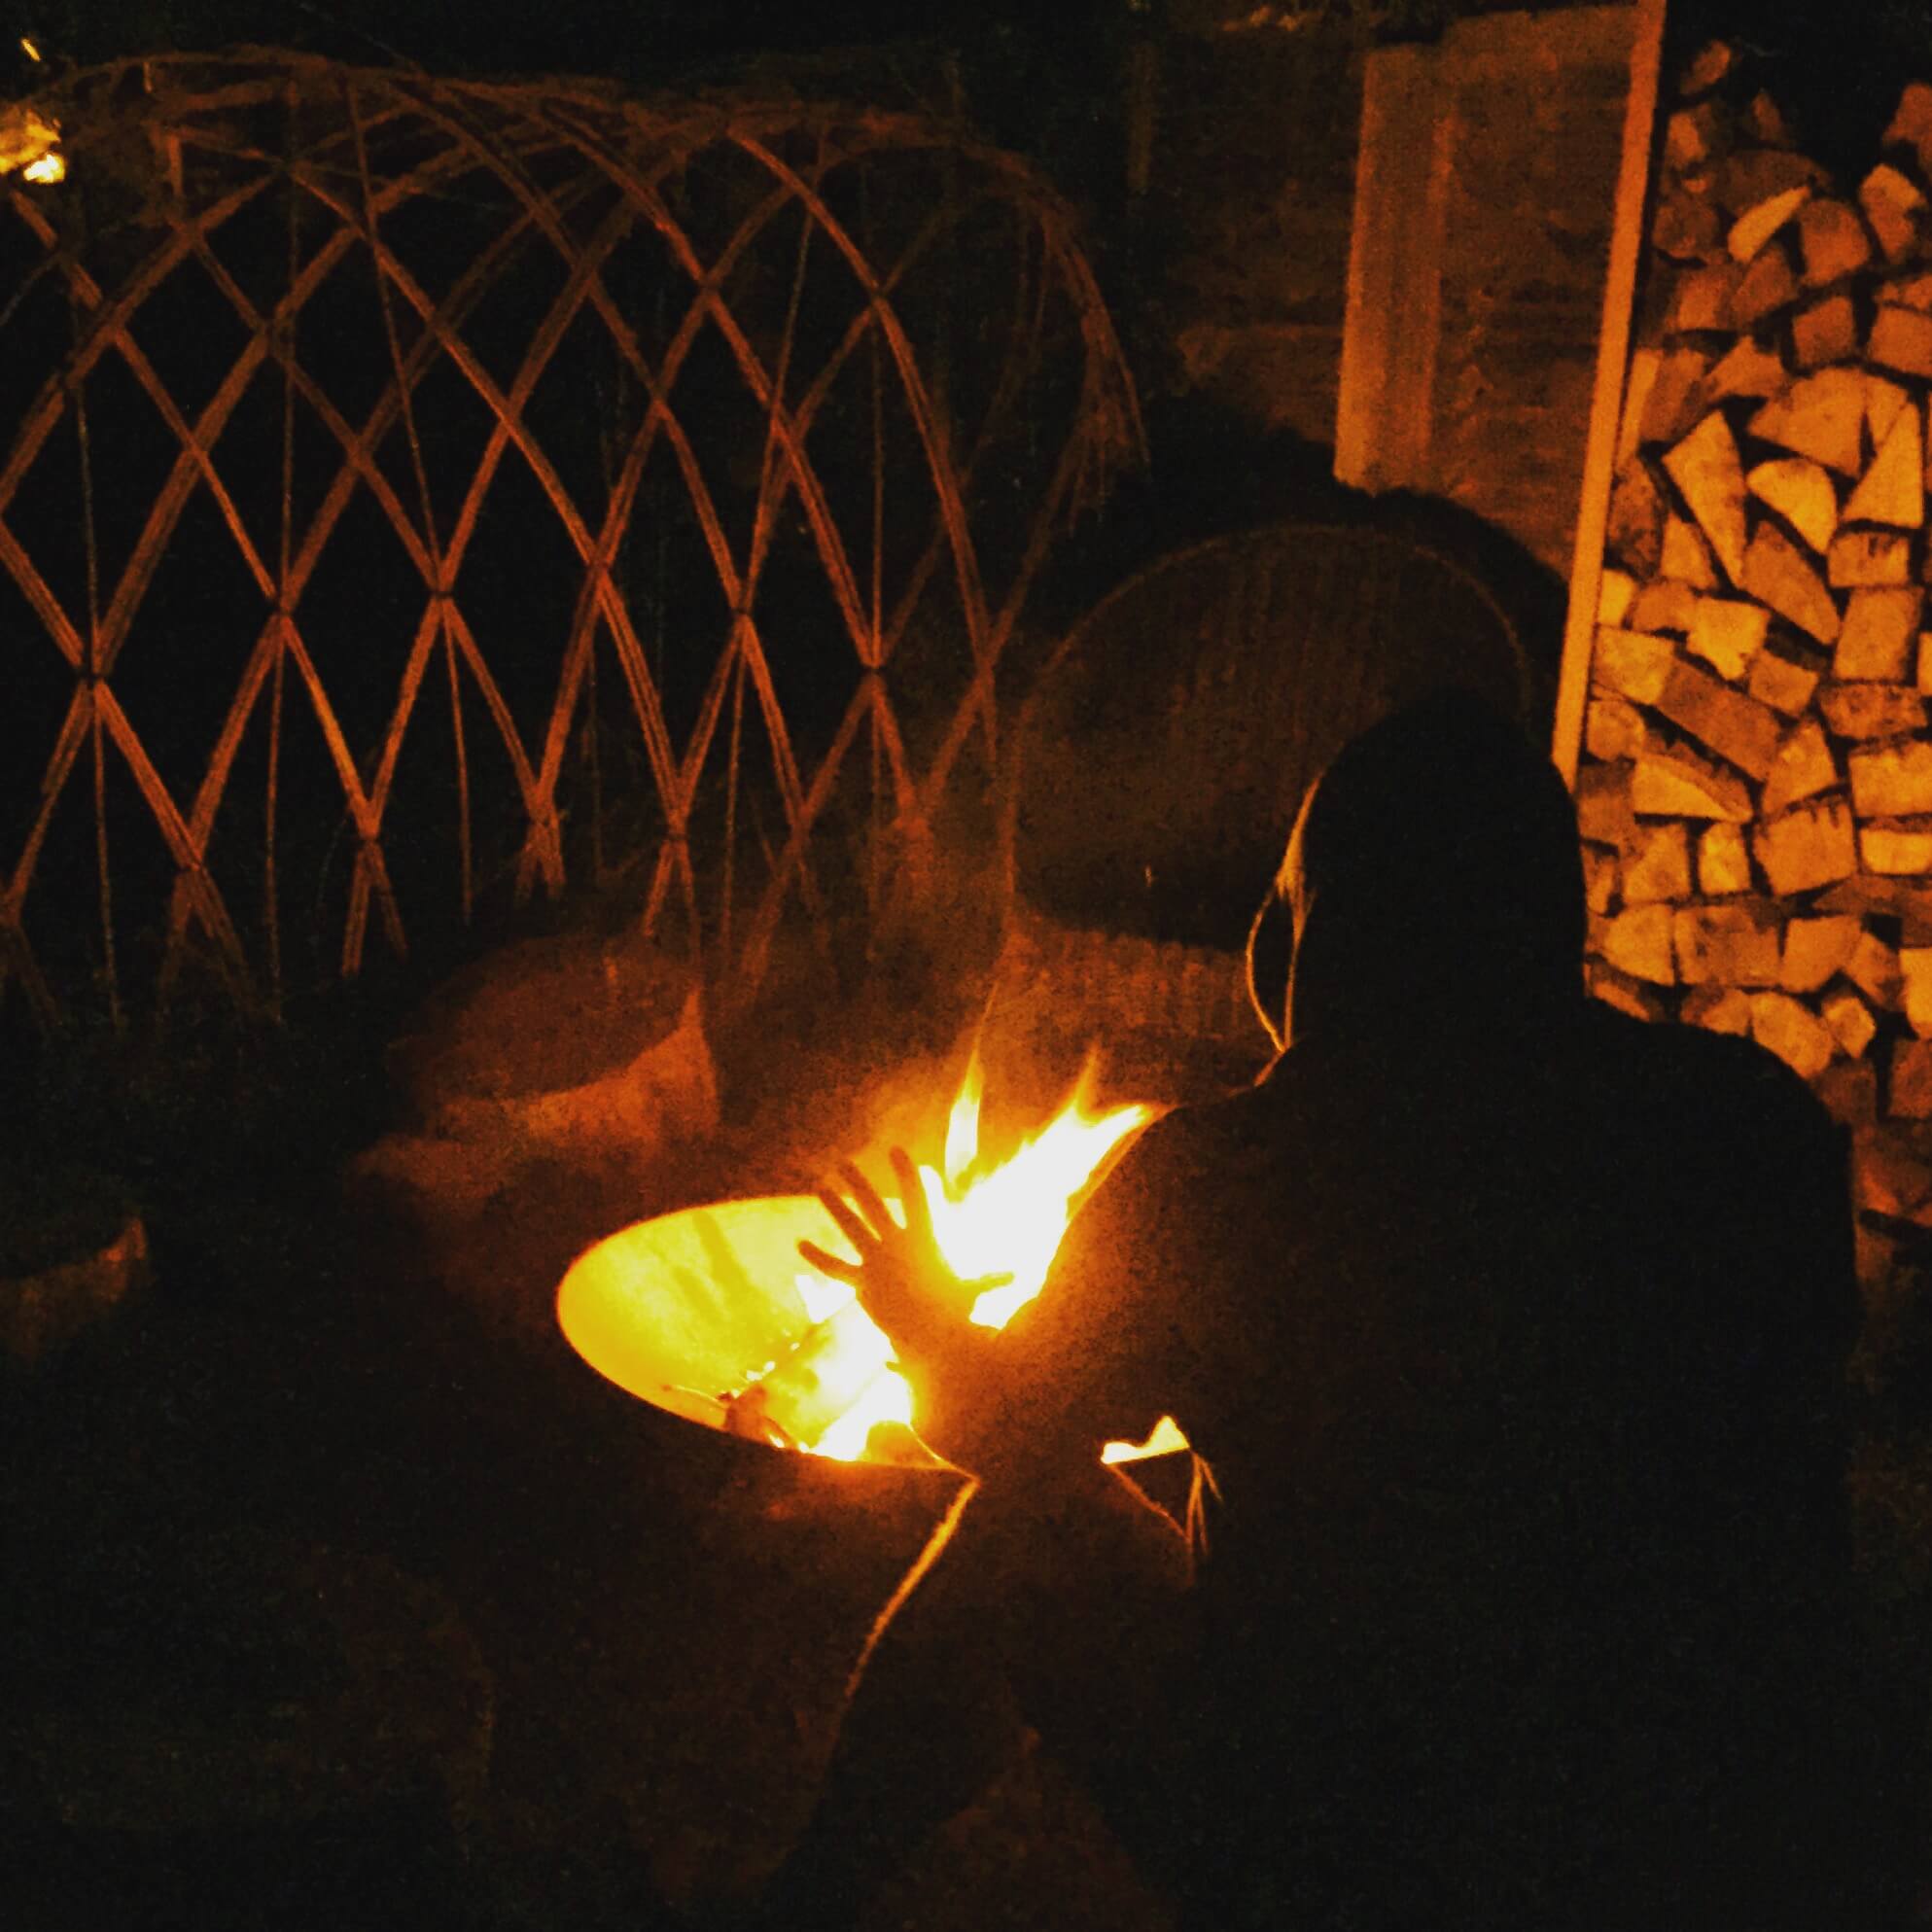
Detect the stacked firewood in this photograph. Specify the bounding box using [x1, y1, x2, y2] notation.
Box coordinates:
[1581, 47, 1932, 1247]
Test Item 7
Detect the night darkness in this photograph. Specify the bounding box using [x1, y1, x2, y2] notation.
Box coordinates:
[2, 9, 1931, 1930]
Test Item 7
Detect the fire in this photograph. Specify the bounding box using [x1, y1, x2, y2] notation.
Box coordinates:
[0, 104, 62, 181]
[924, 1056, 1151, 1332]
[773, 1057, 1184, 1467]
[556, 1058, 1193, 1472]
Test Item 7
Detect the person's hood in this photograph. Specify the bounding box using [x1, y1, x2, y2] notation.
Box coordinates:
[1267, 690, 1587, 1049]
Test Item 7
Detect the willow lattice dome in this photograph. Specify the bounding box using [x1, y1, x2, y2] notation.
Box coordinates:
[0, 53, 1139, 1022]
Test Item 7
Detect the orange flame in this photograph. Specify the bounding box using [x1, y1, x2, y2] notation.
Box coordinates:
[778, 1058, 1183, 1466]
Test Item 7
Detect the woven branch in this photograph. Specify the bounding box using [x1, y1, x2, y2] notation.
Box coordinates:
[0, 53, 1140, 1024]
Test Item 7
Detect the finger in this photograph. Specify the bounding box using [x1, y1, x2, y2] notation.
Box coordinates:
[815, 1186, 876, 1257]
[795, 1239, 864, 1287]
[837, 1161, 901, 1241]
[889, 1146, 932, 1240]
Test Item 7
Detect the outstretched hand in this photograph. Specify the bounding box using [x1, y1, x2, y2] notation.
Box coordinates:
[797, 1147, 1011, 1369]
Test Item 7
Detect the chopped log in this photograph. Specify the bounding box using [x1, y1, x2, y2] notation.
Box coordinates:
[1686, 595, 1768, 678]
[1607, 460, 1667, 574]
[1822, 995, 1879, 1066]
[1900, 884, 1932, 943]
[1623, 822, 1693, 903]
[1716, 148, 1828, 214]
[1587, 695, 1649, 761]
[1827, 529, 1914, 586]
[1817, 874, 1905, 918]
[1761, 717, 1841, 816]
[1642, 348, 1713, 447]
[1781, 914, 1862, 992]
[1823, 1063, 1881, 1135]
[1667, 102, 1728, 175]
[1748, 367, 1868, 474]
[1750, 991, 1839, 1079]
[1746, 91, 1795, 150]
[1576, 759, 1640, 849]
[1853, 1123, 1932, 1213]
[1699, 822, 1754, 895]
[1706, 334, 1790, 400]
[1917, 632, 1932, 693]
[1746, 455, 1840, 554]
[1593, 624, 1676, 703]
[1843, 404, 1924, 528]
[1851, 736, 1932, 818]
[1598, 568, 1637, 626]
[1869, 306, 1932, 380]
[1664, 412, 1748, 581]
[1663, 514, 1720, 587]
[1819, 682, 1928, 738]
[1867, 373, 1912, 446]
[1654, 657, 1782, 777]
[1633, 747, 1753, 821]
[1861, 819, 1932, 874]
[1673, 899, 1783, 985]
[1583, 844, 1619, 915]
[1669, 262, 1745, 333]
[1890, 1037, 1932, 1118]
[1753, 795, 1858, 895]
[1796, 196, 1875, 286]
[1836, 587, 1924, 682]
[1742, 522, 1842, 643]
[1847, 929, 1905, 1007]
[1682, 984, 1753, 1034]
[1586, 964, 1667, 1022]
[1879, 270, 1932, 313]
[1792, 294, 1859, 369]
[1882, 80, 1932, 174]
[1632, 578, 1700, 634]
[1679, 40, 1735, 97]
[1729, 186, 1811, 263]
[1618, 347, 1662, 462]
[1595, 903, 1675, 984]
[1746, 648, 1822, 716]
[1654, 190, 1725, 263]
[1860, 164, 1926, 262]
[1847, 536, 1922, 593]
[1902, 947, 1932, 1036]
[1727, 243, 1801, 330]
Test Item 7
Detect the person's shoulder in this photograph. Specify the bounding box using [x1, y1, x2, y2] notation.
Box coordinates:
[1578, 999, 1839, 1148]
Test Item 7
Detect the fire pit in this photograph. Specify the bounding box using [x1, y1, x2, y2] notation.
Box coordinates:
[557, 1062, 1187, 1471]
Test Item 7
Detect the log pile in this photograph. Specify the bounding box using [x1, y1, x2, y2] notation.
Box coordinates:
[1581, 47, 1932, 1261]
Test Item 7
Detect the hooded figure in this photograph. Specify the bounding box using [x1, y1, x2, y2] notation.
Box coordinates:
[791, 695, 1874, 1929]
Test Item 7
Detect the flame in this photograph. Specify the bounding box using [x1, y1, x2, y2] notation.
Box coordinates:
[0, 104, 61, 180]
[923, 1059, 1151, 1332]
[770, 1056, 1181, 1465]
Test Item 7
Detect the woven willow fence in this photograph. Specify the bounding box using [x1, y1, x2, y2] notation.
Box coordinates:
[0, 53, 1140, 1025]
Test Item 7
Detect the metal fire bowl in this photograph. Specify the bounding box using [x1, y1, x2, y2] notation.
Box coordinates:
[558, 1195, 932, 1473]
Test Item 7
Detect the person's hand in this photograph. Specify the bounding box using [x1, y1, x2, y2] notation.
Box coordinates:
[797, 1147, 1011, 1370]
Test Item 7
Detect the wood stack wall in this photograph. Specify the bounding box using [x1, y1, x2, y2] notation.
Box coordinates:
[1570, 41, 1932, 1274]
